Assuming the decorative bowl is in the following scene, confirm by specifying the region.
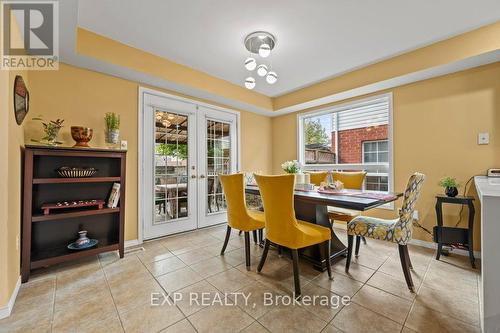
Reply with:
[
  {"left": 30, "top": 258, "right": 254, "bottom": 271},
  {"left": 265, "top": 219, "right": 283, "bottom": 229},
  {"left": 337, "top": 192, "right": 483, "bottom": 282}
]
[
  {"left": 56, "top": 166, "right": 98, "bottom": 178},
  {"left": 71, "top": 126, "right": 93, "bottom": 147}
]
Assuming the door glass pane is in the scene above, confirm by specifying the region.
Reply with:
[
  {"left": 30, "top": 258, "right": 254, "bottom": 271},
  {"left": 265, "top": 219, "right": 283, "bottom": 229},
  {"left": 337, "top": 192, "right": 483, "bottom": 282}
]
[
  {"left": 154, "top": 110, "right": 188, "bottom": 223},
  {"left": 207, "top": 119, "right": 231, "bottom": 214}
]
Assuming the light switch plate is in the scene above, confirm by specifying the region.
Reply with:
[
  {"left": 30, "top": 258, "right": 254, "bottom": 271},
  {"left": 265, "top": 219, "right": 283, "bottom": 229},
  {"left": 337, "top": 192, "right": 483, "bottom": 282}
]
[
  {"left": 120, "top": 140, "right": 128, "bottom": 150},
  {"left": 478, "top": 132, "right": 489, "bottom": 145}
]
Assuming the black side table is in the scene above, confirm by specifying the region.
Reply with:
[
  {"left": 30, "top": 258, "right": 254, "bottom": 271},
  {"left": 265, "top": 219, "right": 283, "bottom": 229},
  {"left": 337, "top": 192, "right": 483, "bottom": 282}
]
[{"left": 433, "top": 195, "right": 475, "bottom": 268}]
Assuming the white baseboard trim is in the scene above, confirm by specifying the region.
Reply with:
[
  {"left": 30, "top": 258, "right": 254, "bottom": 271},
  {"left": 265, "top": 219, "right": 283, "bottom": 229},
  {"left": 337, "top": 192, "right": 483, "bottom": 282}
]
[
  {"left": 0, "top": 276, "right": 21, "bottom": 319},
  {"left": 409, "top": 238, "right": 481, "bottom": 258},
  {"left": 125, "top": 239, "right": 142, "bottom": 248}
]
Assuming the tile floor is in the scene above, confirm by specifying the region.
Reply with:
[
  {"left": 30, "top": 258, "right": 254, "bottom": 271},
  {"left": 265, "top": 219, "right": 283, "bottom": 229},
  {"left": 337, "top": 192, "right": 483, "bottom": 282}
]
[{"left": 0, "top": 225, "right": 481, "bottom": 333}]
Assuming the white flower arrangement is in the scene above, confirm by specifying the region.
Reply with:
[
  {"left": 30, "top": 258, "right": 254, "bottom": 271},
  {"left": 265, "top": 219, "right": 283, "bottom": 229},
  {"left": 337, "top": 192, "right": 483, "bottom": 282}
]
[{"left": 281, "top": 160, "right": 301, "bottom": 174}]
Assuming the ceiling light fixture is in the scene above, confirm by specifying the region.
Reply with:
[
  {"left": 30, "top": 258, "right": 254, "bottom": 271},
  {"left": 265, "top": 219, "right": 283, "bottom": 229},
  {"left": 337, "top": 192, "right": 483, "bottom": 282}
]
[
  {"left": 244, "top": 57, "right": 256, "bottom": 71},
  {"left": 266, "top": 71, "right": 278, "bottom": 84},
  {"left": 242, "top": 31, "right": 278, "bottom": 89},
  {"left": 257, "top": 64, "right": 268, "bottom": 77},
  {"left": 244, "top": 77, "right": 256, "bottom": 90}
]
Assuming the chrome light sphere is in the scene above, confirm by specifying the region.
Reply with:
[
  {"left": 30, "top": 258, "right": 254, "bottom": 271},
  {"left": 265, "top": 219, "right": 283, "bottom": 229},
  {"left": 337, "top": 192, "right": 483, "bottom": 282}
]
[
  {"left": 244, "top": 77, "right": 256, "bottom": 89},
  {"left": 266, "top": 71, "right": 278, "bottom": 84},
  {"left": 244, "top": 57, "right": 256, "bottom": 71},
  {"left": 257, "top": 64, "right": 268, "bottom": 77}
]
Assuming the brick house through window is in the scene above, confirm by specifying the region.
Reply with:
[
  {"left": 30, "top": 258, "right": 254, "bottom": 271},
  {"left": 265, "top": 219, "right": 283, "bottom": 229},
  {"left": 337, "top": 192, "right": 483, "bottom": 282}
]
[{"left": 300, "top": 95, "right": 391, "bottom": 193}]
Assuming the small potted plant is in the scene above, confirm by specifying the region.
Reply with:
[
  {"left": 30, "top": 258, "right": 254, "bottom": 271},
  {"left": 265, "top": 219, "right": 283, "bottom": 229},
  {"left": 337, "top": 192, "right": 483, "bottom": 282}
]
[
  {"left": 438, "top": 176, "right": 460, "bottom": 197},
  {"left": 281, "top": 160, "right": 301, "bottom": 174},
  {"left": 31, "top": 116, "right": 64, "bottom": 146},
  {"left": 104, "top": 112, "right": 120, "bottom": 144}
]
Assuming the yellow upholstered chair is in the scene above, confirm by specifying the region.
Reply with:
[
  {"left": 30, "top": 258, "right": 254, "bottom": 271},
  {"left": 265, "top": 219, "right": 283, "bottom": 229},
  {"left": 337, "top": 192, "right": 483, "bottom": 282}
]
[
  {"left": 346, "top": 172, "right": 425, "bottom": 292},
  {"left": 328, "top": 171, "right": 367, "bottom": 248},
  {"left": 305, "top": 171, "right": 330, "bottom": 186},
  {"left": 219, "top": 173, "right": 265, "bottom": 270},
  {"left": 254, "top": 174, "right": 332, "bottom": 297}
]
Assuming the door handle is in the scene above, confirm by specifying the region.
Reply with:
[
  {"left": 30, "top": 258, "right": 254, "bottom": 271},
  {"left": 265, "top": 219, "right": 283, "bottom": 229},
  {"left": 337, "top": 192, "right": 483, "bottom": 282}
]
[
  {"left": 199, "top": 175, "right": 206, "bottom": 179},
  {"left": 191, "top": 175, "right": 197, "bottom": 179}
]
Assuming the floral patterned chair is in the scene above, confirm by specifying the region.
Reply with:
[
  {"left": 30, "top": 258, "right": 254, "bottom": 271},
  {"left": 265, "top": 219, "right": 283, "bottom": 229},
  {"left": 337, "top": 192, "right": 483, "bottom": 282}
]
[{"left": 345, "top": 172, "right": 426, "bottom": 292}]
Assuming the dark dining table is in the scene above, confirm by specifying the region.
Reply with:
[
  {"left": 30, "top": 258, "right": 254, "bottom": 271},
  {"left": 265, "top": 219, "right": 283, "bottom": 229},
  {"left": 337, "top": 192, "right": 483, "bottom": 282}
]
[{"left": 245, "top": 185, "right": 403, "bottom": 271}]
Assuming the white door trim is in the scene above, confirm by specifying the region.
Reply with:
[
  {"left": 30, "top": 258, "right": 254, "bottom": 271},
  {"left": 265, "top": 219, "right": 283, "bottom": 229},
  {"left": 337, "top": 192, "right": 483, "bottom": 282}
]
[{"left": 138, "top": 87, "right": 240, "bottom": 242}]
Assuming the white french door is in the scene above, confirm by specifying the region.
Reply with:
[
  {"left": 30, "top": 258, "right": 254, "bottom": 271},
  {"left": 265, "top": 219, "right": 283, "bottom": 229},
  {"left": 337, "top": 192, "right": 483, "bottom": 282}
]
[
  {"left": 140, "top": 89, "right": 239, "bottom": 240},
  {"left": 197, "top": 106, "right": 238, "bottom": 228}
]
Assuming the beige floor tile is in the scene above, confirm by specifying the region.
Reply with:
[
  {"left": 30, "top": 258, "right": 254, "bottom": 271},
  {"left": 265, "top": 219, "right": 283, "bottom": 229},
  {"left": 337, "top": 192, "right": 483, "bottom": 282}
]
[
  {"left": 56, "top": 256, "right": 102, "bottom": 276},
  {"left": 14, "top": 275, "right": 55, "bottom": 310},
  {"left": 156, "top": 266, "right": 204, "bottom": 294},
  {"left": 366, "top": 271, "right": 416, "bottom": 301},
  {"left": 378, "top": 256, "right": 425, "bottom": 285},
  {"left": 177, "top": 247, "right": 217, "bottom": 265},
  {"left": 202, "top": 242, "right": 237, "bottom": 256},
  {"left": 259, "top": 303, "right": 328, "bottom": 333},
  {"left": 102, "top": 255, "right": 151, "bottom": 284},
  {"left": 56, "top": 267, "right": 108, "bottom": 303},
  {"left": 189, "top": 256, "right": 233, "bottom": 278},
  {"left": 145, "top": 256, "right": 187, "bottom": 277},
  {"left": 0, "top": 303, "right": 53, "bottom": 333},
  {"left": 219, "top": 247, "right": 259, "bottom": 267},
  {"left": 119, "top": 301, "right": 184, "bottom": 333},
  {"left": 77, "top": 312, "right": 125, "bottom": 333},
  {"left": 136, "top": 245, "right": 174, "bottom": 264},
  {"left": 299, "top": 283, "right": 344, "bottom": 322},
  {"left": 333, "top": 260, "right": 376, "bottom": 283},
  {"left": 206, "top": 267, "right": 257, "bottom": 294},
  {"left": 332, "top": 303, "right": 402, "bottom": 333},
  {"left": 352, "top": 285, "right": 412, "bottom": 324},
  {"left": 53, "top": 288, "right": 118, "bottom": 333},
  {"left": 312, "top": 271, "right": 363, "bottom": 297},
  {"left": 321, "top": 324, "right": 344, "bottom": 333},
  {"left": 235, "top": 280, "right": 285, "bottom": 320},
  {"left": 109, "top": 274, "right": 166, "bottom": 315},
  {"left": 258, "top": 264, "right": 314, "bottom": 295},
  {"left": 347, "top": 250, "right": 389, "bottom": 270},
  {"left": 173, "top": 280, "right": 221, "bottom": 316},
  {"left": 401, "top": 327, "right": 418, "bottom": 333},
  {"left": 415, "top": 285, "right": 480, "bottom": 326},
  {"left": 240, "top": 321, "right": 269, "bottom": 333},
  {"left": 405, "top": 303, "right": 480, "bottom": 333},
  {"left": 188, "top": 304, "right": 254, "bottom": 333},
  {"left": 159, "top": 319, "right": 197, "bottom": 333},
  {"left": 98, "top": 251, "right": 122, "bottom": 267}
]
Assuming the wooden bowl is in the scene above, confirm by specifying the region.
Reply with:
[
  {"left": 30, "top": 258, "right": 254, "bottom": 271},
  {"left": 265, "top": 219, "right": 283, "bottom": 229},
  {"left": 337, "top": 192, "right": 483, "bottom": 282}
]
[{"left": 71, "top": 126, "right": 93, "bottom": 147}]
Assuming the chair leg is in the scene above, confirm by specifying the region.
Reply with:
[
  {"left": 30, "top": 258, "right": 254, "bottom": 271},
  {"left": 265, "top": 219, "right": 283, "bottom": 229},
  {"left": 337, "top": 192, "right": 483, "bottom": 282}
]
[
  {"left": 323, "top": 240, "right": 332, "bottom": 280},
  {"left": 398, "top": 244, "right": 415, "bottom": 292},
  {"left": 239, "top": 230, "right": 242, "bottom": 236},
  {"left": 346, "top": 235, "right": 354, "bottom": 273},
  {"left": 355, "top": 236, "right": 361, "bottom": 256},
  {"left": 252, "top": 230, "right": 258, "bottom": 244},
  {"left": 244, "top": 232, "right": 251, "bottom": 270},
  {"left": 278, "top": 246, "right": 282, "bottom": 256},
  {"left": 257, "top": 239, "right": 270, "bottom": 272},
  {"left": 362, "top": 236, "right": 367, "bottom": 244},
  {"left": 405, "top": 245, "right": 413, "bottom": 270},
  {"left": 291, "top": 249, "right": 301, "bottom": 298},
  {"left": 220, "top": 226, "right": 231, "bottom": 255},
  {"left": 258, "top": 229, "right": 263, "bottom": 245}
]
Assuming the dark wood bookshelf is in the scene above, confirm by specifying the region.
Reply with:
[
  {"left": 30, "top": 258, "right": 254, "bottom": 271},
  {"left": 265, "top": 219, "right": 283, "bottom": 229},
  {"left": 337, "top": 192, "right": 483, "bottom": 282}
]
[
  {"left": 33, "top": 177, "right": 121, "bottom": 184},
  {"left": 22, "top": 146, "right": 127, "bottom": 282},
  {"left": 32, "top": 207, "right": 120, "bottom": 222}
]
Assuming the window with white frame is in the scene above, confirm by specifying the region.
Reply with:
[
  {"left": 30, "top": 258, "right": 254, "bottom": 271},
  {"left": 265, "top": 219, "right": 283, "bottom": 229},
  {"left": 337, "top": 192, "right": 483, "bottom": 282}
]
[{"left": 298, "top": 94, "right": 392, "bottom": 194}]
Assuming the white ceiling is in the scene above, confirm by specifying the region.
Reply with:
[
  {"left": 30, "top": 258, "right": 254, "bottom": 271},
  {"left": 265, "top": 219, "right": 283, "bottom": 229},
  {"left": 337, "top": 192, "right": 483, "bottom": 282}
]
[{"left": 77, "top": 0, "right": 500, "bottom": 97}]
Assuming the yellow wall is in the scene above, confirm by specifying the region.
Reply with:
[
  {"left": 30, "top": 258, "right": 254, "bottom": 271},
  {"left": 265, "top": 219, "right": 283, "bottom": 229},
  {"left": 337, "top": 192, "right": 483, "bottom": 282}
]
[
  {"left": 272, "top": 62, "right": 500, "bottom": 250},
  {"left": 0, "top": 14, "right": 28, "bottom": 308},
  {"left": 0, "top": 68, "right": 9, "bottom": 306},
  {"left": 26, "top": 63, "right": 273, "bottom": 242},
  {"left": 77, "top": 28, "right": 273, "bottom": 111}
]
